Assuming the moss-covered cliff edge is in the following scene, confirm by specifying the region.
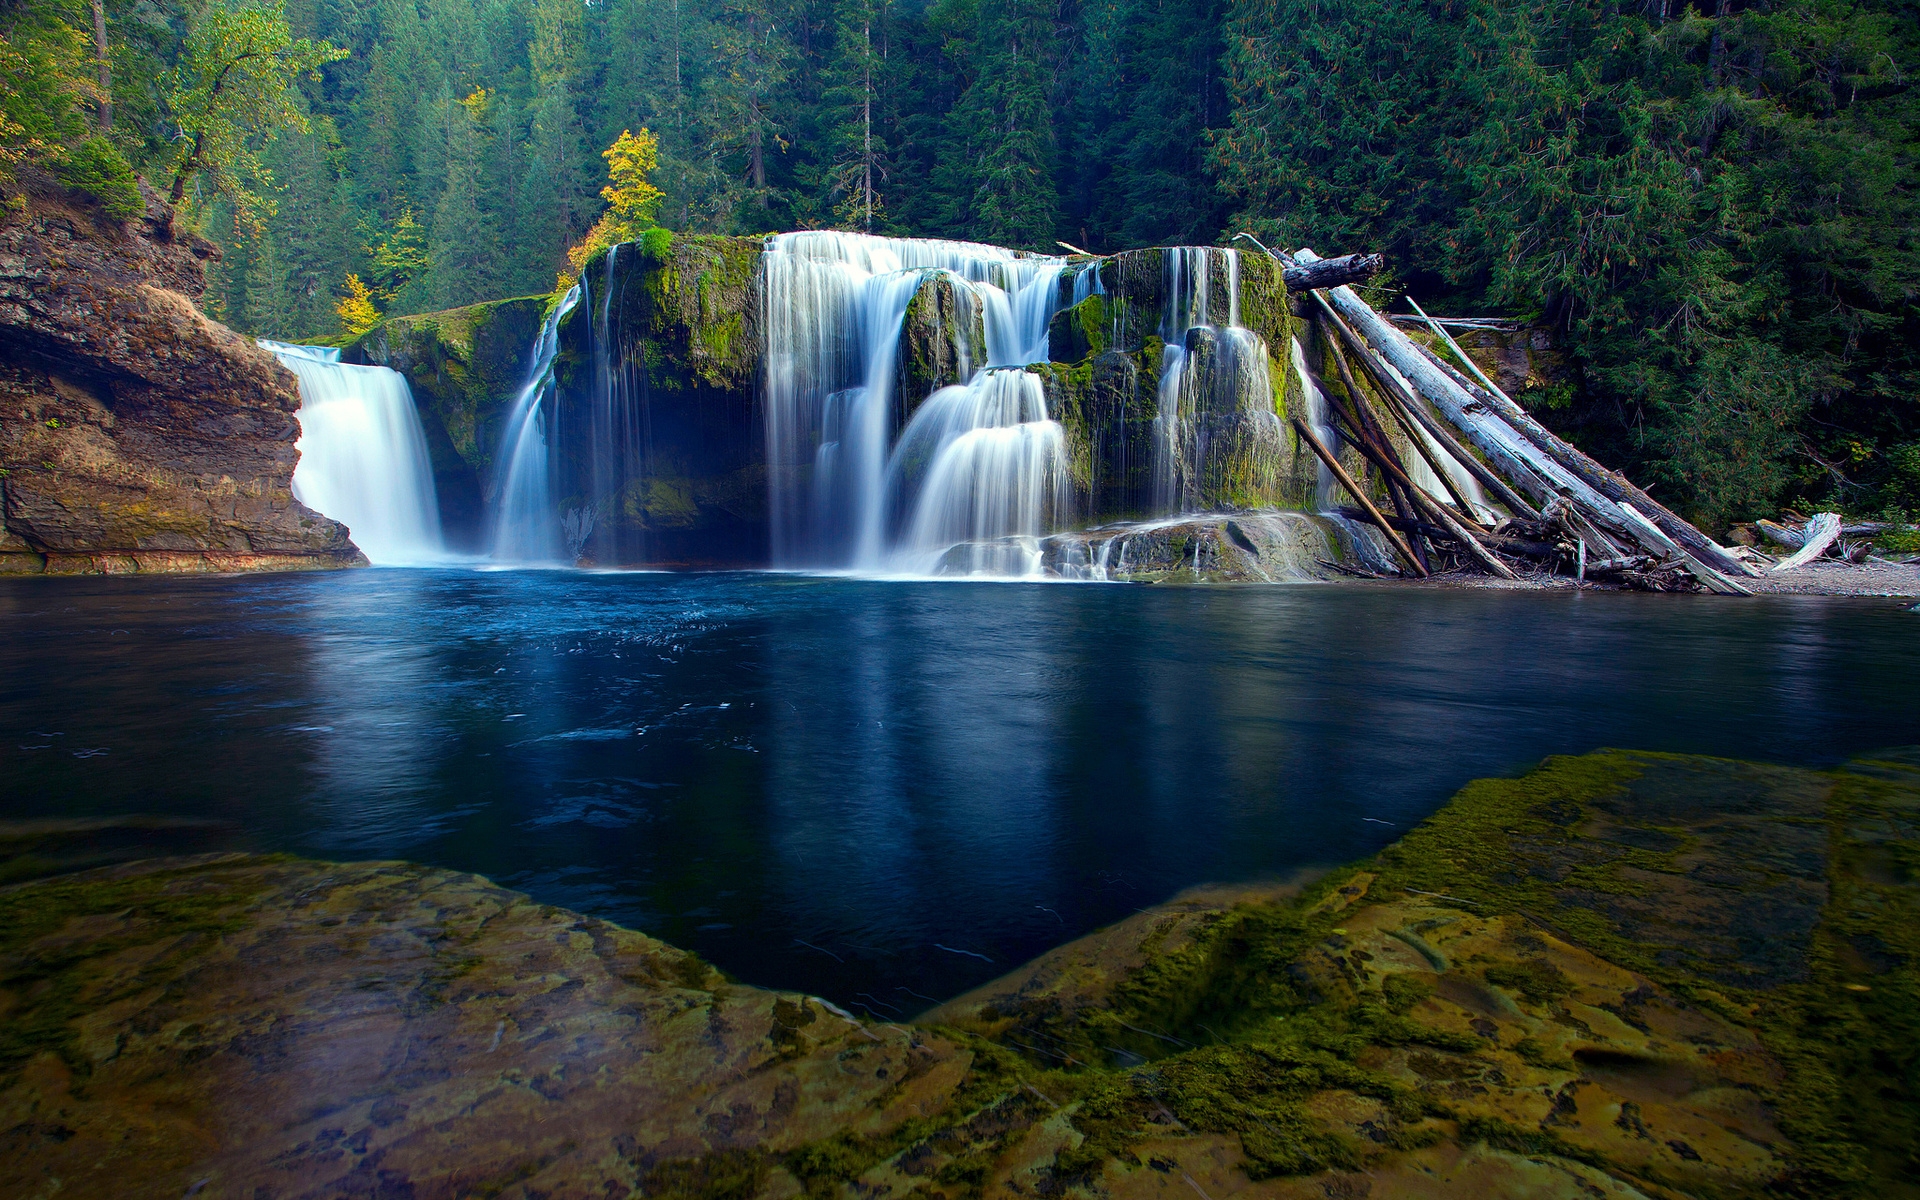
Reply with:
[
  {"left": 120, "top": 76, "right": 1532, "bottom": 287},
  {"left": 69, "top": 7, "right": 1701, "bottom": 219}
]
[{"left": 6, "top": 747, "right": 1913, "bottom": 1198}]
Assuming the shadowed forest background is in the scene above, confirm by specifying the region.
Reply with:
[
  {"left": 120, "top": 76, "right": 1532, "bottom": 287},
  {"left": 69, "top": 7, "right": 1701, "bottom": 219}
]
[{"left": 3, "top": 0, "right": 1917, "bottom": 529}]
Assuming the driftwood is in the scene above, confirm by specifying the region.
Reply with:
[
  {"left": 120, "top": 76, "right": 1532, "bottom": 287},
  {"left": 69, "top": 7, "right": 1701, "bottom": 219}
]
[
  {"left": 1772, "top": 513, "right": 1842, "bottom": 571},
  {"left": 1316, "top": 296, "right": 1543, "bottom": 521},
  {"left": 1291, "top": 417, "right": 1427, "bottom": 577},
  {"left": 1293, "top": 248, "right": 1755, "bottom": 596},
  {"left": 1282, "top": 252, "right": 1387, "bottom": 294},
  {"left": 1319, "top": 311, "right": 1485, "bottom": 521},
  {"left": 1406, "top": 302, "right": 1761, "bottom": 583},
  {"left": 1756, "top": 519, "right": 1805, "bottom": 550}
]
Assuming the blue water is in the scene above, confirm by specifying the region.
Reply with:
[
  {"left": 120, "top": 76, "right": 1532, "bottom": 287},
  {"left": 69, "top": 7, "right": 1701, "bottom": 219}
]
[{"left": 2, "top": 570, "right": 1916, "bottom": 1010}]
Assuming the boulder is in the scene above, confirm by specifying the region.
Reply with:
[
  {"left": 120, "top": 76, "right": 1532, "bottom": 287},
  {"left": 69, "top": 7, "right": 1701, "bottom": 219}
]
[{"left": 896, "top": 271, "right": 985, "bottom": 415}]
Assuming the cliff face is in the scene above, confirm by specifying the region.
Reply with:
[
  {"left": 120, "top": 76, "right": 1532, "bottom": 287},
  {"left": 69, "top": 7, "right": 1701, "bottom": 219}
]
[
  {"left": 551, "top": 234, "right": 767, "bottom": 568},
  {"left": 348, "top": 238, "right": 1308, "bottom": 571},
  {"left": 0, "top": 176, "right": 362, "bottom": 575}
]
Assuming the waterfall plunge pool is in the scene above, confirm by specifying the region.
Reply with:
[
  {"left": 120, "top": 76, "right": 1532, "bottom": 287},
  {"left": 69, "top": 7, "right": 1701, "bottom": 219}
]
[{"left": 3, "top": 569, "right": 1915, "bottom": 1010}]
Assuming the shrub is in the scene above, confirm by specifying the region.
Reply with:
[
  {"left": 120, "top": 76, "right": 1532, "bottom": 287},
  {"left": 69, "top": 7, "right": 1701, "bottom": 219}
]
[{"left": 55, "top": 137, "right": 142, "bottom": 220}]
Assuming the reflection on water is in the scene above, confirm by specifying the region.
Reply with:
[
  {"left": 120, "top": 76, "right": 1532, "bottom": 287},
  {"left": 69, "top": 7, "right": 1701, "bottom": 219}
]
[{"left": 2, "top": 570, "right": 1917, "bottom": 1006}]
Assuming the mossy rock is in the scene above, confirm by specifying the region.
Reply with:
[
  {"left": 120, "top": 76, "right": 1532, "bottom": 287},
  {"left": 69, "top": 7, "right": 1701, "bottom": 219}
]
[
  {"left": 543, "top": 236, "right": 768, "bottom": 565},
  {"left": 898, "top": 272, "right": 986, "bottom": 415}
]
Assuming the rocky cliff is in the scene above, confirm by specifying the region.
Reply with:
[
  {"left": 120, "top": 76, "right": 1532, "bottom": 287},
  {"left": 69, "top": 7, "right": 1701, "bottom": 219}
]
[
  {"left": 348, "top": 237, "right": 1314, "bottom": 571},
  {"left": 0, "top": 173, "right": 362, "bottom": 574}
]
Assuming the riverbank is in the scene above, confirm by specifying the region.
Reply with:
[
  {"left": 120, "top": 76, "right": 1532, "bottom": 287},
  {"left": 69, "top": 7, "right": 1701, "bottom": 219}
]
[{"left": 4, "top": 748, "right": 1914, "bottom": 1199}]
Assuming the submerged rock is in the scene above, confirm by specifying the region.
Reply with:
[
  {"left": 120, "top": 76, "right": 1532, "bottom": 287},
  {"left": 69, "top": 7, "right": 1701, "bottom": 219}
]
[
  {"left": 0, "top": 173, "right": 362, "bottom": 574},
  {"left": 4, "top": 749, "right": 1915, "bottom": 1196}
]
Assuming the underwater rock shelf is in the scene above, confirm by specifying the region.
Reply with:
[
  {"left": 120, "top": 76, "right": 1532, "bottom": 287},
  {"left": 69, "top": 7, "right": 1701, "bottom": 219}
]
[{"left": 4, "top": 748, "right": 1915, "bottom": 1198}]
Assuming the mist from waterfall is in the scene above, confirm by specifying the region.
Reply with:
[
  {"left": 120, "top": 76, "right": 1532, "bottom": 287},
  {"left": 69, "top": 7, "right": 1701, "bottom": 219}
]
[
  {"left": 263, "top": 341, "right": 445, "bottom": 566},
  {"left": 760, "top": 231, "right": 1067, "bottom": 573}
]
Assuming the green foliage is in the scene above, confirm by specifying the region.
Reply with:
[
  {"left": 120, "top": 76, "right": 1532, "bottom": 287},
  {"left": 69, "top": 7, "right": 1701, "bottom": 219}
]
[
  {"left": 164, "top": 0, "right": 346, "bottom": 232},
  {"left": 0, "top": 1, "right": 96, "bottom": 169},
  {"left": 54, "top": 133, "right": 139, "bottom": 216},
  {"left": 1216, "top": 0, "right": 1920, "bottom": 528}
]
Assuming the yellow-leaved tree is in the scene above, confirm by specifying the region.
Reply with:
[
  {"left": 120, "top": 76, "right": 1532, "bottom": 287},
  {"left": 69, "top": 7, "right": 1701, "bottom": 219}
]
[
  {"left": 335, "top": 273, "right": 380, "bottom": 337},
  {"left": 560, "top": 128, "right": 664, "bottom": 290}
]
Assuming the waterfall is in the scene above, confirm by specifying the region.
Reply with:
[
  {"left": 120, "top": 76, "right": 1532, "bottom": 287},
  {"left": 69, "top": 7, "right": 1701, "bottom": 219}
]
[
  {"left": 1150, "top": 247, "right": 1263, "bottom": 517},
  {"left": 490, "top": 287, "right": 581, "bottom": 563},
  {"left": 760, "top": 231, "right": 1067, "bottom": 573},
  {"left": 887, "top": 369, "right": 1069, "bottom": 575},
  {"left": 262, "top": 341, "right": 444, "bottom": 566}
]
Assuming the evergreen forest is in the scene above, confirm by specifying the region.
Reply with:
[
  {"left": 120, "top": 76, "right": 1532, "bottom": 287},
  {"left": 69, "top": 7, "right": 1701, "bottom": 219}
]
[{"left": 3, "top": 0, "right": 1916, "bottom": 528}]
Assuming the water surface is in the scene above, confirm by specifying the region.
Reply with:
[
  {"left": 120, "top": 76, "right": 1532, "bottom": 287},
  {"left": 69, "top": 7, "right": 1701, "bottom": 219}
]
[{"left": 3, "top": 570, "right": 1915, "bottom": 1010}]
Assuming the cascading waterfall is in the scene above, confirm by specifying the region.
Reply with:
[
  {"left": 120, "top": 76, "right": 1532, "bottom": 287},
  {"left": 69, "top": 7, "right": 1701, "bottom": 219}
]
[
  {"left": 1150, "top": 247, "right": 1273, "bottom": 516},
  {"left": 262, "top": 341, "right": 444, "bottom": 565},
  {"left": 490, "top": 287, "right": 580, "bottom": 563},
  {"left": 888, "top": 369, "right": 1069, "bottom": 575},
  {"left": 760, "top": 231, "right": 1067, "bottom": 573}
]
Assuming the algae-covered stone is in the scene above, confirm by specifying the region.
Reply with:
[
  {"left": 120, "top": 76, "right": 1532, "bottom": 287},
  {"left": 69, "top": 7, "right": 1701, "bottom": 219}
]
[{"left": 6, "top": 750, "right": 1915, "bottom": 1197}]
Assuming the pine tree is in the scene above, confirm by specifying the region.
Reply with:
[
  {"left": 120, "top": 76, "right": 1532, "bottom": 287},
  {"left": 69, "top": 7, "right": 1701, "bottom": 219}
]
[
  {"left": 940, "top": 0, "right": 1059, "bottom": 248},
  {"left": 710, "top": 0, "right": 795, "bottom": 222},
  {"left": 815, "top": 0, "right": 893, "bottom": 231},
  {"left": 428, "top": 86, "right": 500, "bottom": 307}
]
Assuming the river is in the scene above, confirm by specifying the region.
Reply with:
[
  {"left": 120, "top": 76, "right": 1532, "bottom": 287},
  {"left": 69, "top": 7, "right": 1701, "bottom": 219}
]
[{"left": 3, "top": 569, "right": 1915, "bottom": 1008}]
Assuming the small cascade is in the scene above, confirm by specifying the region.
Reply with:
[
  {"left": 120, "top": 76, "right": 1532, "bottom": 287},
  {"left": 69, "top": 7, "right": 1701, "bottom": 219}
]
[
  {"left": 490, "top": 287, "right": 580, "bottom": 563},
  {"left": 760, "top": 231, "right": 1067, "bottom": 572},
  {"left": 887, "top": 369, "right": 1070, "bottom": 575},
  {"left": 581, "top": 247, "right": 652, "bottom": 564},
  {"left": 1149, "top": 247, "right": 1278, "bottom": 517},
  {"left": 262, "top": 340, "right": 444, "bottom": 566}
]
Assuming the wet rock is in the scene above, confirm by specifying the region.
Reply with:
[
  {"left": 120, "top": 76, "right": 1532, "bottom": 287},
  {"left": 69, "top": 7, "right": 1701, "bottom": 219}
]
[
  {"left": 0, "top": 855, "right": 967, "bottom": 1199},
  {"left": 898, "top": 272, "right": 985, "bottom": 414},
  {"left": 0, "top": 172, "right": 362, "bottom": 574}
]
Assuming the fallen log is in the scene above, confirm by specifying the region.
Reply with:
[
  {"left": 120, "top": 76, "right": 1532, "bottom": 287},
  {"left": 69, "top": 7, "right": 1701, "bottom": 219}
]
[
  {"left": 1772, "top": 513, "right": 1842, "bottom": 571},
  {"left": 1615, "top": 503, "right": 1753, "bottom": 595},
  {"left": 1293, "top": 248, "right": 1752, "bottom": 595},
  {"left": 1318, "top": 314, "right": 1481, "bottom": 522},
  {"left": 1308, "top": 324, "right": 1434, "bottom": 568},
  {"left": 1756, "top": 519, "right": 1805, "bottom": 550},
  {"left": 1343, "top": 507, "right": 1561, "bottom": 560},
  {"left": 1405, "top": 299, "right": 1760, "bottom": 582},
  {"left": 1291, "top": 417, "right": 1427, "bottom": 577},
  {"left": 1282, "top": 252, "right": 1387, "bottom": 294},
  {"left": 1314, "top": 299, "right": 1540, "bottom": 521}
]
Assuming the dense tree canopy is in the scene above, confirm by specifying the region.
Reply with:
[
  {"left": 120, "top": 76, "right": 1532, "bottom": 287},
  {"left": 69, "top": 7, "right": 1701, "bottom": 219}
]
[{"left": 1, "top": 0, "right": 1914, "bottom": 525}]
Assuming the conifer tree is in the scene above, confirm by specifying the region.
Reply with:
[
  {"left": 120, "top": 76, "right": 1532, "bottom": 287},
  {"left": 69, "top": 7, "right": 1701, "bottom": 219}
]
[
  {"left": 820, "top": 0, "right": 890, "bottom": 231},
  {"left": 428, "top": 86, "right": 500, "bottom": 307},
  {"left": 710, "top": 0, "right": 794, "bottom": 220}
]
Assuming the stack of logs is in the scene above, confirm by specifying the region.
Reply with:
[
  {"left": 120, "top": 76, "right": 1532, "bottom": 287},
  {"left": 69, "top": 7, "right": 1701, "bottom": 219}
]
[{"left": 1244, "top": 237, "right": 1766, "bottom": 595}]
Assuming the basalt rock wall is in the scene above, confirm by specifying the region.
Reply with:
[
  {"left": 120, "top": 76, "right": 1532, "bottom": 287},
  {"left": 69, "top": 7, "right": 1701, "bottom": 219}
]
[
  {"left": 1039, "top": 248, "right": 1314, "bottom": 521},
  {"left": 549, "top": 234, "right": 767, "bottom": 567},
  {"left": 0, "top": 174, "right": 362, "bottom": 575},
  {"left": 353, "top": 239, "right": 1314, "bottom": 569}
]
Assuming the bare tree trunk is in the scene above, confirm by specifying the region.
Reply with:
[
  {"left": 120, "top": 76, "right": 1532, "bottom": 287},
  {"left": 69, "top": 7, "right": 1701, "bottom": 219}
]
[{"left": 91, "top": 0, "right": 112, "bottom": 131}]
